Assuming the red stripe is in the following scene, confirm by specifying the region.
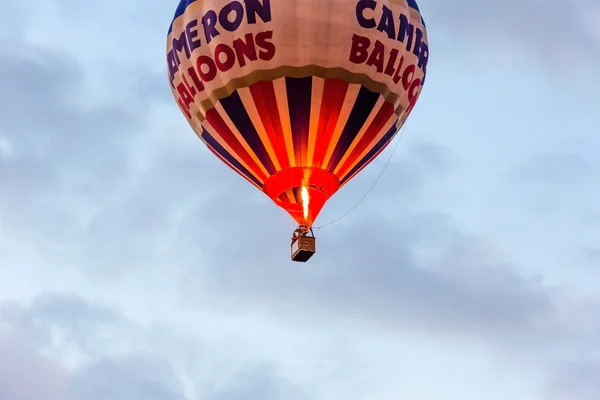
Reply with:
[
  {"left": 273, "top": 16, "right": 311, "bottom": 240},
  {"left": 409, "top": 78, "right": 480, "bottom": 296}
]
[
  {"left": 249, "top": 81, "right": 290, "bottom": 170},
  {"left": 204, "top": 108, "right": 268, "bottom": 182},
  {"left": 336, "top": 102, "right": 395, "bottom": 179},
  {"left": 311, "top": 79, "right": 349, "bottom": 168},
  {"left": 340, "top": 136, "right": 393, "bottom": 186}
]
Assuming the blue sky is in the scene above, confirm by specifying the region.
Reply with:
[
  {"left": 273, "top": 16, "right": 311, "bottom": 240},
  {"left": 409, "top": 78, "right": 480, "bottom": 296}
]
[{"left": 1, "top": 0, "right": 599, "bottom": 399}]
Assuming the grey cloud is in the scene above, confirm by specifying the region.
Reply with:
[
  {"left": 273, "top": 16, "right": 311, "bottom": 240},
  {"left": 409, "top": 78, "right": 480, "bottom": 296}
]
[
  {"left": 207, "top": 365, "right": 308, "bottom": 400},
  {"left": 505, "top": 152, "right": 599, "bottom": 223},
  {"left": 130, "top": 70, "right": 174, "bottom": 103},
  {"left": 577, "top": 247, "right": 600, "bottom": 268},
  {"left": 1, "top": 294, "right": 312, "bottom": 400},
  {"left": 545, "top": 359, "right": 600, "bottom": 400},
  {"left": 0, "top": 37, "right": 213, "bottom": 280},
  {"left": 22, "top": 294, "right": 134, "bottom": 355},
  {"left": 0, "top": 39, "right": 150, "bottom": 250},
  {"left": 192, "top": 200, "right": 556, "bottom": 341},
  {"left": 419, "top": 0, "right": 600, "bottom": 71},
  {"left": 71, "top": 355, "right": 189, "bottom": 400},
  {"left": 0, "top": 3, "right": 27, "bottom": 35},
  {"left": 511, "top": 152, "right": 595, "bottom": 188},
  {"left": 0, "top": 329, "right": 68, "bottom": 400},
  {"left": 0, "top": 299, "right": 189, "bottom": 400}
]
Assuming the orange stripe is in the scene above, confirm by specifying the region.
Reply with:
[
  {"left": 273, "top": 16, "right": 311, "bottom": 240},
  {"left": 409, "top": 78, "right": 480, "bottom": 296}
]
[
  {"left": 336, "top": 102, "right": 396, "bottom": 179},
  {"left": 333, "top": 96, "right": 386, "bottom": 175},
  {"left": 311, "top": 79, "right": 349, "bottom": 168},
  {"left": 340, "top": 136, "right": 393, "bottom": 188},
  {"left": 238, "top": 87, "right": 282, "bottom": 171},
  {"left": 273, "top": 78, "right": 296, "bottom": 167},
  {"left": 249, "top": 81, "right": 290, "bottom": 170},
  {"left": 320, "top": 84, "right": 361, "bottom": 170},
  {"left": 306, "top": 77, "right": 324, "bottom": 167}
]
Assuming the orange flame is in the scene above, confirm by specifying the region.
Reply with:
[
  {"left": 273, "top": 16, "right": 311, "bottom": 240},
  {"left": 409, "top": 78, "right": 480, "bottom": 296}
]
[{"left": 301, "top": 186, "right": 309, "bottom": 221}]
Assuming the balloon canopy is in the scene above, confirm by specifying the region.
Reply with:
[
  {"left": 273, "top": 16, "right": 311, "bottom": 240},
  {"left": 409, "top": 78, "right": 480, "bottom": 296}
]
[{"left": 167, "top": 0, "right": 429, "bottom": 227}]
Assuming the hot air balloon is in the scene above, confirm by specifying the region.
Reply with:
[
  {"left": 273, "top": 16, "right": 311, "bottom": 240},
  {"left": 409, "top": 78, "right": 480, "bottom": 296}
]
[{"left": 166, "top": 0, "right": 429, "bottom": 261}]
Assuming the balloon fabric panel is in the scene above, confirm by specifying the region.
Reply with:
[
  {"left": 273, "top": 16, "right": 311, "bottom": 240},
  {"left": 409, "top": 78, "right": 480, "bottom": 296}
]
[{"left": 197, "top": 77, "right": 400, "bottom": 225}]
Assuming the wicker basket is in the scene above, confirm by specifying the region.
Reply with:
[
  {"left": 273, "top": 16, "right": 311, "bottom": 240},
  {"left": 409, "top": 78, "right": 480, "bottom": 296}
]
[{"left": 291, "top": 236, "right": 316, "bottom": 262}]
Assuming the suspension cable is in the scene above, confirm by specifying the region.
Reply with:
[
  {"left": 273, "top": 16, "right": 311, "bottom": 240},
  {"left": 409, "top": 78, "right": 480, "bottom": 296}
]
[{"left": 314, "top": 121, "right": 410, "bottom": 230}]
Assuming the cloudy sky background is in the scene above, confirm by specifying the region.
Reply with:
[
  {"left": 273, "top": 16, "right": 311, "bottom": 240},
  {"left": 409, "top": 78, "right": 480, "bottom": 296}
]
[{"left": 1, "top": 0, "right": 599, "bottom": 399}]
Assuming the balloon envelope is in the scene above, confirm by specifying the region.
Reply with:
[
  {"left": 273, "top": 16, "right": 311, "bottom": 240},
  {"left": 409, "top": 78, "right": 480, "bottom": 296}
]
[{"left": 167, "top": 0, "right": 429, "bottom": 226}]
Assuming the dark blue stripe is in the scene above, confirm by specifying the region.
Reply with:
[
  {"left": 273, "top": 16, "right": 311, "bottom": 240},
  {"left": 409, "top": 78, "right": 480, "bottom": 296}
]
[
  {"left": 340, "top": 120, "right": 398, "bottom": 185},
  {"left": 292, "top": 187, "right": 302, "bottom": 203},
  {"left": 168, "top": 0, "right": 196, "bottom": 34},
  {"left": 285, "top": 76, "right": 312, "bottom": 167},
  {"left": 201, "top": 127, "right": 263, "bottom": 188},
  {"left": 406, "top": 0, "right": 420, "bottom": 11},
  {"left": 326, "top": 86, "right": 379, "bottom": 172},
  {"left": 219, "top": 91, "right": 277, "bottom": 175}
]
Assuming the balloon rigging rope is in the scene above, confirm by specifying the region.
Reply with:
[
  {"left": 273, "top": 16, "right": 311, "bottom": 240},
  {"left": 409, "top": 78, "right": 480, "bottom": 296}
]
[{"left": 314, "top": 120, "right": 410, "bottom": 230}]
